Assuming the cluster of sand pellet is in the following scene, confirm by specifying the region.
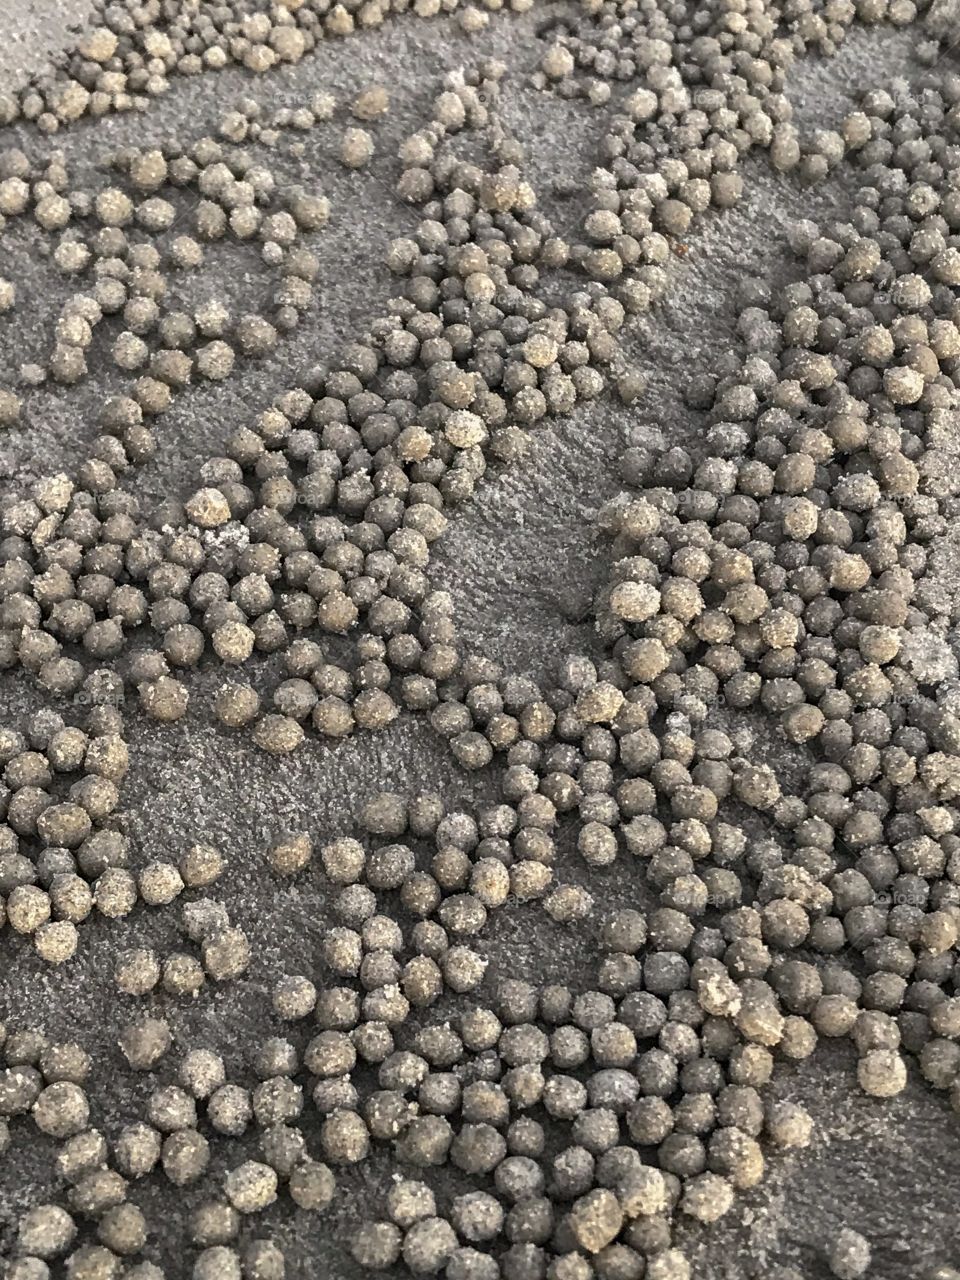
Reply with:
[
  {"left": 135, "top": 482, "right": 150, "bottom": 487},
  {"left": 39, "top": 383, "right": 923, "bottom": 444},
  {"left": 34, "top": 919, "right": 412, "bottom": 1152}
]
[{"left": 1, "top": 1, "right": 959, "bottom": 1278}]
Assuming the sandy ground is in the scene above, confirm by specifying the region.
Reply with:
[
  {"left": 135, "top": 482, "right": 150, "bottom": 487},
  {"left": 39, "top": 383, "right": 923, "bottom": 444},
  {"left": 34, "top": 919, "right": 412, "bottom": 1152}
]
[{"left": 0, "top": 5, "right": 958, "bottom": 1278}]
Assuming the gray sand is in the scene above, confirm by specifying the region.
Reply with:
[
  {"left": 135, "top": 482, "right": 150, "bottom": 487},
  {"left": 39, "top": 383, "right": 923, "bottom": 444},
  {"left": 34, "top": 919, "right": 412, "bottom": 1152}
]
[{"left": 0, "top": 5, "right": 958, "bottom": 1279}]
